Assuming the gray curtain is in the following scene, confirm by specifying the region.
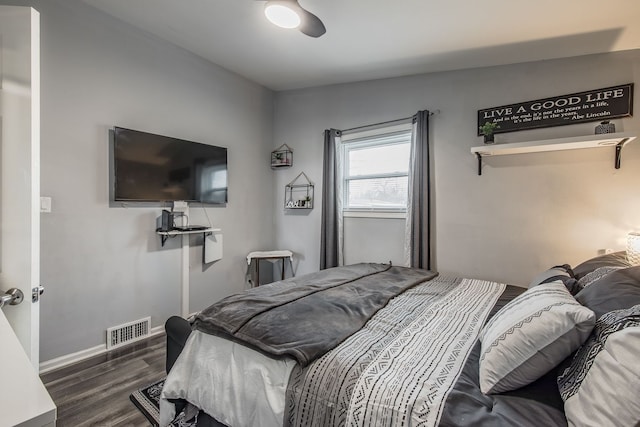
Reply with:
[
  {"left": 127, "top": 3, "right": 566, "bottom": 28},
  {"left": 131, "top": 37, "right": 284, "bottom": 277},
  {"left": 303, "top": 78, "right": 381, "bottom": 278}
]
[
  {"left": 320, "top": 128, "right": 342, "bottom": 269},
  {"left": 407, "top": 110, "right": 431, "bottom": 269}
]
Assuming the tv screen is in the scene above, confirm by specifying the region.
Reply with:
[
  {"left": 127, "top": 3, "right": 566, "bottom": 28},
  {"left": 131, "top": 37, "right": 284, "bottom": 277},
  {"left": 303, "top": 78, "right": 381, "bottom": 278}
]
[{"left": 112, "top": 127, "right": 227, "bottom": 204}]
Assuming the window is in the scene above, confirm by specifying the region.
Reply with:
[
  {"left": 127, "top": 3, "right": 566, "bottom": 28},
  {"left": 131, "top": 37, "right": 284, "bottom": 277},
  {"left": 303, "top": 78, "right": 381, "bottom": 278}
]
[{"left": 342, "top": 127, "right": 412, "bottom": 213}]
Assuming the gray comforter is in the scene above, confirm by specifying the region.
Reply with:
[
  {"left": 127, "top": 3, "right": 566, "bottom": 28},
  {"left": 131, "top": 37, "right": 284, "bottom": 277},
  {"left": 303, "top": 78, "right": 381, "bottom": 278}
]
[{"left": 193, "top": 263, "right": 437, "bottom": 366}]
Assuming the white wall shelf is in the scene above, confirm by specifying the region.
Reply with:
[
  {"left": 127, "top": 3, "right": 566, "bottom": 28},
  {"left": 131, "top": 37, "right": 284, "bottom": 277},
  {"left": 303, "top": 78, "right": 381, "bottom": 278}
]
[
  {"left": 157, "top": 227, "right": 221, "bottom": 246},
  {"left": 470, "top": 132, "right": 637, "bottom": 175}
]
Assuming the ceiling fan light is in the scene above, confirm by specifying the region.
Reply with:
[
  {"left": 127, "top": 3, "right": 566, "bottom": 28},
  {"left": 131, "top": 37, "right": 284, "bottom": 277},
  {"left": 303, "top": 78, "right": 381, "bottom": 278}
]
[{"left": 264, "top": 3, "right": 301, "bottom": 29}]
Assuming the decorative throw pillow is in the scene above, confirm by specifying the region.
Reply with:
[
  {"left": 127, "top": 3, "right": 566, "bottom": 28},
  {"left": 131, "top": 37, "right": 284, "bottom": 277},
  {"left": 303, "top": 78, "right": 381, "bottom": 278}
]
[
  {"left": 572, "top": 251, "right": 630, "bottom": 280},
  {"left": 478, "top": 282, "right": 596, "bottom": 394},
  {"left": 557, "top": 305, "right": 640, "bottom": 426},
  {"left": 575, "top": 266, "right": 640, "bottom": 319},
  {"left": 576, "top": 266, "right": 624, "bottom": 290}
]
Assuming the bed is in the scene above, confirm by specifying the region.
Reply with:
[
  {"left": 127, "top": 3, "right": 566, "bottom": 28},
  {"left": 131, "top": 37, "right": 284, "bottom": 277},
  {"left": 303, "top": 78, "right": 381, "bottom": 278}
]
[{"left": 159, "top": 254, "right": 640, "bottom": 426}]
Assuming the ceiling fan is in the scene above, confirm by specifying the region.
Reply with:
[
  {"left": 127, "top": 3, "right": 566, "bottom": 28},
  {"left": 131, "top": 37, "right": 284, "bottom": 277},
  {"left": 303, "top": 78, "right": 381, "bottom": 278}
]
[{"left": 259, "top": 0, "right": 326, "bottom": 38}]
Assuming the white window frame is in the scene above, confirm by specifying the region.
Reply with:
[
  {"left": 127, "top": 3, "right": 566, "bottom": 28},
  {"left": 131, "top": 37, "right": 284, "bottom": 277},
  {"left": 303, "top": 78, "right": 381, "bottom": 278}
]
[{"left": 341, "top": 123, "right": 412, "bottom": 218}]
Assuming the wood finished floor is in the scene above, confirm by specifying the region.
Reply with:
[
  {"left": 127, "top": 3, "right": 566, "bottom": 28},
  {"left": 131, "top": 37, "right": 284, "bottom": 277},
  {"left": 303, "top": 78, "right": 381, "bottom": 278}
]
[{"left": 40, "top": 333, "right": 166, "bottom": 427}]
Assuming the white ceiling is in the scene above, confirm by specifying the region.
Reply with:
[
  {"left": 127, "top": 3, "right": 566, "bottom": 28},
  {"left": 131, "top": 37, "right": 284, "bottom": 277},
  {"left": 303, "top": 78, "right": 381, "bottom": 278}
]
[{"left": 82, "top": 0, "right": 640, "bottom": 91}]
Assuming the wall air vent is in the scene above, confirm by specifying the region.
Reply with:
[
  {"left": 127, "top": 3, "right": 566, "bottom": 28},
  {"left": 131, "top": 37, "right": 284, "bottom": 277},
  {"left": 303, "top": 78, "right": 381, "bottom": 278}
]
[{"left": 106, "top": 317, "right": 151, "bottom": 350}]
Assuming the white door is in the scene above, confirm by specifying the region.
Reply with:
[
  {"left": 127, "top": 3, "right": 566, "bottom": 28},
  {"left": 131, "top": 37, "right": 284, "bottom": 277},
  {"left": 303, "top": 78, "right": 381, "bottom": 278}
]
[
  {"left": 0, "top": 6, "right": 56, "bottom": 426},
  {"left": 0, "top": 4, "right": 41, "bottom": 368}
]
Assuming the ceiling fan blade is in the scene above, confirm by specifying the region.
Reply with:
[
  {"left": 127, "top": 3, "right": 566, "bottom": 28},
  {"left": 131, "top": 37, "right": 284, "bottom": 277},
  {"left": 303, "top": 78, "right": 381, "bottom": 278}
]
[{"left": 298, "top": 8, "right": 326, "bottom": 38}]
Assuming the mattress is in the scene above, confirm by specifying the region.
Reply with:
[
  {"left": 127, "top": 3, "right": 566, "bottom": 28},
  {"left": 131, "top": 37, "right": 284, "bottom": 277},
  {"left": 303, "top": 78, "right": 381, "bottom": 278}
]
[{"left": 160, "top": 331, "right": 296, "bottom": 426}]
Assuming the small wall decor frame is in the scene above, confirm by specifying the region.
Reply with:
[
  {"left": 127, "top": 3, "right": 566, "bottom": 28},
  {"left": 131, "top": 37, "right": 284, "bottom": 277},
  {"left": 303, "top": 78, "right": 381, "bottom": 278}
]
[
  {"left": 285, "top": 172, "right": 314, "bottom": 210},
  {"left": 271, "top": 144, "right": 293, "bottom": 168}
]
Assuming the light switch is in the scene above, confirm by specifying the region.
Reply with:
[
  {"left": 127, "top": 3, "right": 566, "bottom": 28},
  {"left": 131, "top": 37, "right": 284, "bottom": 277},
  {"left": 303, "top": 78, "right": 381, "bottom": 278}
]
[{"left": 40, "top": 196, "right": 52, "bottom": 213}]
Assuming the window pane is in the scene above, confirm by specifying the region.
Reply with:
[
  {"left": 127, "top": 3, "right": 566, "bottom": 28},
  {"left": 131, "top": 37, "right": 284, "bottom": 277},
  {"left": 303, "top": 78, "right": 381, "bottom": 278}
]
[
  {"left": 347, "top": 176, "right": 408, "bottom": 209},
  {"left": 348, "top": 143, "right": 410, "bottom": 177}
]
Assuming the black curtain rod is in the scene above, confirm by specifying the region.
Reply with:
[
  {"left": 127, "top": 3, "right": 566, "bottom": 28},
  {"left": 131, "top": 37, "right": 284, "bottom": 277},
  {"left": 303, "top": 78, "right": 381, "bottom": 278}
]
[{"left": 340, "top": 110, "right": 439, "bottom": 134}]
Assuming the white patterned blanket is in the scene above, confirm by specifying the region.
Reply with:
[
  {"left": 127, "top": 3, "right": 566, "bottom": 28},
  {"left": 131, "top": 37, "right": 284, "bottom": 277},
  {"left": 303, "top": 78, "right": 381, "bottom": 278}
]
[{"left": 284, "top": 276, "right": 506, "bottom": 427}]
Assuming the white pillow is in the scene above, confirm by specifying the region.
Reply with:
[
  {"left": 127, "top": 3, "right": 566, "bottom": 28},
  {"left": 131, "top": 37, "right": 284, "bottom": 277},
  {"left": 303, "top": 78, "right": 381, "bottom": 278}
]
[
  {"left": 558, "top": 305, "right": 640, "bottom": 427},
  {"left": 478, "top": 281, "right": 595, "bottom": 394}
]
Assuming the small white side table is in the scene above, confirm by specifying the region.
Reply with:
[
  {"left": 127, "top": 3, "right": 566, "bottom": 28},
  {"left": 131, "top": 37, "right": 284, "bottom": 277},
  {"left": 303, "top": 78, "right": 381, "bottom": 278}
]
[{"left": 246, "top": 250, "right": 294, "bottom": 286}]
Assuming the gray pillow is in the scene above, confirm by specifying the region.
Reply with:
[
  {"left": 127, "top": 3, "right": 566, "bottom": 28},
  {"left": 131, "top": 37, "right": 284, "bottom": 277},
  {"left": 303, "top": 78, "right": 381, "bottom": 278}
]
[
  {"left": 575, "top": 266, "right": 640, "bottom": 319},
  {"left": 528, "top": 265, "right": 580, "bottom": 295},
  {"left": 527, "top": 266, "right": 572, "bottom": 289},
  {"left": 478, "top": 282, "right": 595, "bottom": 394},
  {"left": 576, "top": 266, "right": 624, "bottom": 290},
  {"left": 572, "top": 251, "right": 630, "bottom": 280}
]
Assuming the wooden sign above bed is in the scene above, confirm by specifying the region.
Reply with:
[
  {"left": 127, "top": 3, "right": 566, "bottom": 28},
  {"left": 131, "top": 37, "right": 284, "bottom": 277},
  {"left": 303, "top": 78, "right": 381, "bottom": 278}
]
[{"left": 477, "top": 83, "right": 634, "bottom": 135}]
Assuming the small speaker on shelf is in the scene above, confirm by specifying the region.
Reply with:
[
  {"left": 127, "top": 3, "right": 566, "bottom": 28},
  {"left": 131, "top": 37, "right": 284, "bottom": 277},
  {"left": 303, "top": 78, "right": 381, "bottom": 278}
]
[{"left": 160, "top": 209, "right": 174, "bottom": 232}]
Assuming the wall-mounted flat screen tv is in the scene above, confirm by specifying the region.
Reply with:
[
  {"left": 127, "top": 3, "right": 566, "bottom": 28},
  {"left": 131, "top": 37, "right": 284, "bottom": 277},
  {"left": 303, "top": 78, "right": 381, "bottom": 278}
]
[{"left": 112, "top": 127, "right": 227, "bottom": 204}]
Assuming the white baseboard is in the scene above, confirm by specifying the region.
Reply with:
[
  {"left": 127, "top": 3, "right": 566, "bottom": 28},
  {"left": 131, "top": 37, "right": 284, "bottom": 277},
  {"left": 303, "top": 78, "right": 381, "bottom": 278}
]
[{"left": 39, "top": 325, "right": 164, "bottom": 374}]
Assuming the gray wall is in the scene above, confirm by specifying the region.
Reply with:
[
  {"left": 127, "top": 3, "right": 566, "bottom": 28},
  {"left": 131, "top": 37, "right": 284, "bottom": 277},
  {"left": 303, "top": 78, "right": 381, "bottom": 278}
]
[
  {"left": 273, "top": 50, "right": 640, "bottom": 285},
  {"left": 5, "top": 0, "right": 640, "bottom": 364},
  {"left": 1, "top": 0, "right": 275, "bottom": 362}
]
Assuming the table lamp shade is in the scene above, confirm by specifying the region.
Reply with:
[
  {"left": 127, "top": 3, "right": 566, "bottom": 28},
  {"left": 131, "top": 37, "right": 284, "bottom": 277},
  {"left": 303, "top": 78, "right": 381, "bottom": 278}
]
[{"left": 626, "top": 232, "right": 640, "bottom": 265}]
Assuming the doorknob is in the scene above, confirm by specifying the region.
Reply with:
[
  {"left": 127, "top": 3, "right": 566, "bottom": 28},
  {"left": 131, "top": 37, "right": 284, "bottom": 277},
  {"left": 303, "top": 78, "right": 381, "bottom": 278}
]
[{"left": 0, "top": 288, "right": 24, "bottom": 308}]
